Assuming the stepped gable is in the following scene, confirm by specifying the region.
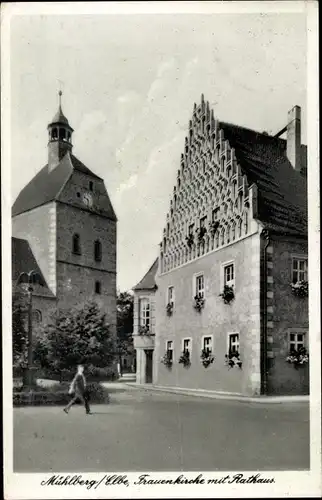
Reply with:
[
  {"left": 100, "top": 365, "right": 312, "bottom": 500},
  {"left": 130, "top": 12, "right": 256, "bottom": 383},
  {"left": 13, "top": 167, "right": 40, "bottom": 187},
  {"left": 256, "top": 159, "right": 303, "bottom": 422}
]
[
  {"left": 159, "top": 95, "right": 307, "bottom": 274},
  {"left": 12, "top": 237, "right": 54, "bottom": 297},
  {"left": 12, "top": 152, "right": 116, "bottom": 221},
  {"left": 133, "top": 258, "right": 158, "bottom": 291}
]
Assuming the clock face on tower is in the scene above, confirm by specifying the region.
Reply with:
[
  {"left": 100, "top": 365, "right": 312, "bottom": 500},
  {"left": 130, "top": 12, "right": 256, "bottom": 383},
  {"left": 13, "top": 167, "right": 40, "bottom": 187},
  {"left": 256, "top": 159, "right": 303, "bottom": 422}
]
[{"left": 82, "top": 192, "right": 93, "bottom": 208}]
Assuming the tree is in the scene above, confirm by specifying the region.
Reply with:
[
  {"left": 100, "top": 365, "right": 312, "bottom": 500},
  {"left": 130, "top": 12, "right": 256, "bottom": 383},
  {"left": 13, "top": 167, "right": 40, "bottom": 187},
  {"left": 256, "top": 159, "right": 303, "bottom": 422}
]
[
  {"left": 12, "top": 294, "right": 28, "bottom": 368},
  {"left": 34, "top": 301, "right": 115, "bottom": 378},
  {"left": 116, "top": 291, "right": 134, "bottom": 374}
]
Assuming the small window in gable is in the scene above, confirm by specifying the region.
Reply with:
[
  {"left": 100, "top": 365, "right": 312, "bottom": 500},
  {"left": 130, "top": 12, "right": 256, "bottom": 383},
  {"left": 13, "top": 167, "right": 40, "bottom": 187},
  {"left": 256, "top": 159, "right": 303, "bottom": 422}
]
[
  {"left": 95, "top": 281, "right": 101, "bottom": 294},
  {"left": 89, "top": 181, "right": 94, "bottom": 191},
  {"left": 228, "top": 333, "right": 240, "bottom": 354},
  {"left": 202, "top": 336, "right": 213, "bottom": 354}
]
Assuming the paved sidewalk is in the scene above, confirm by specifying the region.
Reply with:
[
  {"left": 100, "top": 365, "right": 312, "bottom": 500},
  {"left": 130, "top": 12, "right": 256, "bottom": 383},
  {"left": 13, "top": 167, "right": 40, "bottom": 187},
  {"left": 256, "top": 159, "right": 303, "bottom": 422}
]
[{"left": 126, "top": 382, "right": 309, "bottom": 404}]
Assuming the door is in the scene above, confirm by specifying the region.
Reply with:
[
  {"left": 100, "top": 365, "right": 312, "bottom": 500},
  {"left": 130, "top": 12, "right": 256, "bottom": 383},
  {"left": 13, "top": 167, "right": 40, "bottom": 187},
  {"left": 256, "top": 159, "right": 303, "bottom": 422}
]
[{"left": 145, "top": 350, "right": 153, "bottom": 384}]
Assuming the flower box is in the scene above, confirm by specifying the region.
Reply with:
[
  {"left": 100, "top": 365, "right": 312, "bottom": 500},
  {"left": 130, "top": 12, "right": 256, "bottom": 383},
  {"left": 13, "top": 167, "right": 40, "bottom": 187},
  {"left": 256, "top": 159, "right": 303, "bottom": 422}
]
[
  {"left": 291, "top": 281, "right": 308, "bottom": 298},
  {"left": 178, "top": 350, "right": 191, "bottom": 367},
  {"left": 161, "top": 351, "right": 173, "bottom": 368},
  {"left": 219, "top": 285, "right": 235, "bottom": 304},
  {"left": 166, "top": 303, "right": 174, "bottom": 316},
  {"left": 138, "top": 325, "right": 150, "bottom": 335},
  {"left": 225, "top": 351, "right": 242, "bottom": 369},
  {"left": 286, "top": 347, "right": 309, "bottom": 368},
  {"left": 193, "top": 294, "right": 205, "bottom": 311},
  {"left": 200, "top": 349, "right": 214, "bottom": 368}
]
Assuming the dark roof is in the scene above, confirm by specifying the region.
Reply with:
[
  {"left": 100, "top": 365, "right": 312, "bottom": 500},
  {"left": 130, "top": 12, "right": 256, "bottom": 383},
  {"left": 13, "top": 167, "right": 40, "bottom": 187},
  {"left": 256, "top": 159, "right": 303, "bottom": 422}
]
[
  {"left": 133, "top": 258, "right": 158, "bottom": 290},
  {"left": 219, "top": 122, "right": 307, "bottom": 236},
  {"left": 50, "top": 105, "right": 71, "bottom": 126},
  {"left": 12, "top": 237, "right": 55, "bottom": 298},
  {"left": 12, "top": 152, "right": 104, "bottom": 217}
]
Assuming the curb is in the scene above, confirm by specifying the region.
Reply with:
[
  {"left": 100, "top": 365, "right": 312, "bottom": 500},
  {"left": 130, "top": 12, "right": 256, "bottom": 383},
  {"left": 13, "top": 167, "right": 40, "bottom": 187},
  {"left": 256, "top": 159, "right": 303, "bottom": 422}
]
[{"left": 125, "top": 383, "right": 309, "bottom": 404}]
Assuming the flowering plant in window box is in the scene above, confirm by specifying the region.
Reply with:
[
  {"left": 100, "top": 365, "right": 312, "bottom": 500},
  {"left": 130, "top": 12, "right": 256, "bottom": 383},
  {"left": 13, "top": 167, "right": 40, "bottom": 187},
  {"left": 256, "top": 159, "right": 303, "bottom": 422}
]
[
  {"left": 138, "top": 325, "right": 150, "bottom": 335},
  {"left": 193, "top": 294, "right": 205, "bottom": 311},
  {"left": 219, "top": 285, "right": 235, "bottom": 304},
  {"left": 290, "top": 280, "right": 308, "bottom": 298},
  {"left": 166, "top": 302, "right": 174, "bottom": 316},
  {"left": 161, "top": 351, "right": 173, "bottom": 368},
  {"left": 286, "top": 347, "right": 309, "bottom": 367},
  {"left": 225, "top": 351, "right": 242, "bottom": 369},
  {"left": 186, "top": 234, "right": 194, "bottom": 248},
  {"left": 178, "top": 350, "right": 191, "bottom": 367},
  {"left": 201, "top": 349, "right": 214, "bottom": 368},
  {"left": 196, "top": 226, "right": 207, "bottom": 243},
  {"left": 209, "top": 220, "right": 220, "bottom": 236}
]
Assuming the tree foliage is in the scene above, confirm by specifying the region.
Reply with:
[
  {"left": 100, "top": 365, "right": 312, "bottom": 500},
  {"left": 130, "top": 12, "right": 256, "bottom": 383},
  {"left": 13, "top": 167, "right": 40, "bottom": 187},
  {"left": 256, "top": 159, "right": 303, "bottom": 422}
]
[
  {"left": 34, "top": 302, "right": 115, "bottom": 375},
  {"left": 116, "top": 291, "right": 134, "bottom": 358},
  {"left": 12, "top": 294, "right": 28, "bottom": 367}
]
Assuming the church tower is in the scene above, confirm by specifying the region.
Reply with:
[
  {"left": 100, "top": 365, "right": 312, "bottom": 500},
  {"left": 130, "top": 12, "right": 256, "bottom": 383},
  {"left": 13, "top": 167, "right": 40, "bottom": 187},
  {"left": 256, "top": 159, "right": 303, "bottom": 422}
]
[
  {"left": 47, "top": 91, "right": 74, "bottom": 171},
  {"left": 12, "top": 93, "right": 117, "bottom": 333}
]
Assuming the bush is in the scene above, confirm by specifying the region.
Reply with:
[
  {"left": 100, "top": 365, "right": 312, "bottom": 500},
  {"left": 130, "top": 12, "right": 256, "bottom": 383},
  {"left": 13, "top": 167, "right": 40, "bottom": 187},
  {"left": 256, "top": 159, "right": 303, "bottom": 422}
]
[{"left": 13, "top": 381, "right": 110, "bottom": 406}]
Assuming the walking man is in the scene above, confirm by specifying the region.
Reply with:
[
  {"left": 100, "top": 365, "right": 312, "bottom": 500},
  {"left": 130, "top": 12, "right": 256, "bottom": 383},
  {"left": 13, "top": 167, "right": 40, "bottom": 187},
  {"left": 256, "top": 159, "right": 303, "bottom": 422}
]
[{"left": 63, "top": 364, "right": 91, "bottom": 415}]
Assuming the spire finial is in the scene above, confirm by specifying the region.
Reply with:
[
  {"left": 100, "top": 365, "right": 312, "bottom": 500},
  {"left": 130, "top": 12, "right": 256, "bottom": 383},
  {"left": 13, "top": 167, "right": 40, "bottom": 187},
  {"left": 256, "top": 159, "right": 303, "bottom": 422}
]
[{"left": 58, "top": 90, "right": 62, "bottom": 108}]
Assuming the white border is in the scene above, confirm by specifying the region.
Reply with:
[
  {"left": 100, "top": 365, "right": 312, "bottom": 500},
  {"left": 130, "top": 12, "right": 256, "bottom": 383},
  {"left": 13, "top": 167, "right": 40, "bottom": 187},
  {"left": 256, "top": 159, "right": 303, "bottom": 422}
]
[
  {"left": 192, "top": 271, "right": 205, "bottom": 298},
  {"left": 201, "top": 334, "right": 214, "bottom": 353},
  {"left": 2, "top": 2, "right": 320, "bottom": 499},
  {"left": 220, "top": 259, "right": 235, "bottom": 290},
  {"left": 181, "top": 337, "right": 193, "bottom": 355}
]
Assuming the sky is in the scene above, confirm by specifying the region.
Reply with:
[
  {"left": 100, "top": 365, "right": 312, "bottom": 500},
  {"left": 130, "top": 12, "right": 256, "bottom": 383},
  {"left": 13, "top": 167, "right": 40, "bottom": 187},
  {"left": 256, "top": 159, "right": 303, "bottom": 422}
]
[{"left": 9, "top": 10, "right": 307, "bottom": 291}]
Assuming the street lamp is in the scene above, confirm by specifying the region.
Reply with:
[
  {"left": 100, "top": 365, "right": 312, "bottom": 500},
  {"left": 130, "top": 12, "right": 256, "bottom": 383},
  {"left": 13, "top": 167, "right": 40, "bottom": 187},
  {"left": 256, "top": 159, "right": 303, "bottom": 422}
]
[{"left": 15, "top": 270, "right": 41, "bottom": 388}]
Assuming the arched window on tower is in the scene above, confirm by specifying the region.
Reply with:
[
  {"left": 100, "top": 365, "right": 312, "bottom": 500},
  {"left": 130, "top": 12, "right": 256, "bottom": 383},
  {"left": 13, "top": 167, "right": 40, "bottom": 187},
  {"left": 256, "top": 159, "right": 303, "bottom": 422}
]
[
  {"left": 67, "top": 132, "right": 71, "bottom": 143},
  {"left": 52, "top": 127, "right": 58, "bottom": 140},
  {"left": 94, "top": 240, "right": 102, "bottom": 262},
  {"left": 59, "top": 128, "right": 66, "bottom": 141},
  {"left": 72, "top": 233, "right": 81, "bottom": 255}
]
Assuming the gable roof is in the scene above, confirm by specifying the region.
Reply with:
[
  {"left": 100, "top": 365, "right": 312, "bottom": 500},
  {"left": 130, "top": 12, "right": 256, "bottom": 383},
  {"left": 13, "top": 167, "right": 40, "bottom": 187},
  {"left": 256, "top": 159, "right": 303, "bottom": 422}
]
[
  {"left": 219, "top": 122, "right": 307, "bottom": 236},
  {"left": 12, "top": 237, "right": 55, "bottom": 298},
  {"left": 133, "top": 258, "right": 158, "bottom": 291},
  {"left": 11, "top": 152, "right": 112, "bottom": 218}
]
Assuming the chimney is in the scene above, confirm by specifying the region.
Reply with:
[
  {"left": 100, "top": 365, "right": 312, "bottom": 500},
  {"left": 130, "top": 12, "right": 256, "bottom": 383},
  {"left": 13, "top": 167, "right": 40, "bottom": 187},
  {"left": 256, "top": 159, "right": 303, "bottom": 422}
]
[{"left": 287, "top": 105, "right": 301, "bottom": 171}]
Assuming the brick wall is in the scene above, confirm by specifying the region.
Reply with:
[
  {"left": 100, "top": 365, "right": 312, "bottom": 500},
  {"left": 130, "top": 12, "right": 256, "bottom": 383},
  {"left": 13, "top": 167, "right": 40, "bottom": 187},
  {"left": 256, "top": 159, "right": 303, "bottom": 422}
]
[
  {"left": 56, "top": 201, "right": 117, "bottom": 334},
  {"left": 154, "top": 233, "right": 261, "bottom": 396},
  {"left": 266, "top": 237, "right": 309, "bottom": 395}
]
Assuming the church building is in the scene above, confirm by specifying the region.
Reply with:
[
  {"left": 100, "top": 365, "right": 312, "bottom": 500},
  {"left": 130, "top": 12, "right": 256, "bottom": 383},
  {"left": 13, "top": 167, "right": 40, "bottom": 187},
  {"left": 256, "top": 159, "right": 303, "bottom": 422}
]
[
  {"left": 133, "top": 95, "right": 308, "bottom": 396},
  {"left": 12, "top": 93, "right": 117, "bottom": 334}
]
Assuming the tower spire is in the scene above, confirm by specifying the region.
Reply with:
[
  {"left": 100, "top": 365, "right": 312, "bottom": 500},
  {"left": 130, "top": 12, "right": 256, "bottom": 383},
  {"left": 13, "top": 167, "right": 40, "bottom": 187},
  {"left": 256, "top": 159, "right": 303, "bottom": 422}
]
[{"left": 58, "top": 89, "right": 62, "bottom": 109}]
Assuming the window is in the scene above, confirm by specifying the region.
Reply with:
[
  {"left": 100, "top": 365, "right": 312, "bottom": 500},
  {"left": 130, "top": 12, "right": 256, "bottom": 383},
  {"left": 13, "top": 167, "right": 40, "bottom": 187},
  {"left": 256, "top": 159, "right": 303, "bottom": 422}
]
[
  {"left": 292, "top": 258, "right": 308, "bottom": 283},
  {"left": 194, "top": 273, "right": 205, "bottom": 299},
  {"left": 224, "top": 263, "right": 235, "bottom": 287},
  {"left": 72, "top": 233, "right": 81, "bottom": 255},
  {"left": 139, "top": 298, "right": 150, "bottom": 328},
  {"left": 183, "top": 338, "right": 191, "bottom": 354},
  {"left": 95, "top": 281, "right": 101, "bottom": 294},
  {"left": 167, "top": 286, "right": 175, "bottom": 305},
  {"left": 89, "top": 181, "right": 94, "bottom": 191},
  {"left": 188, "top": 223, "right": 194, "bottom": 235},
  {"left": 202, "top": 336, "right": 213, "bottom": 354},
  {"left": 77, "top": 192, "right": 80, "bottom": 198},
  {"left": 289, "top": 332, "right": 306, "bottom": 352},
  {"left": 94, "top": 240, "right": 102, "bottom": 262},
  {"left": 52, "top": 127, "right": 58, "bottom": 139},
  {"left": 200, "top": 216, "right": 207, "bottom": 228},
  {"left": 228, "top": 333, "right": 239, "bottom": 354},
  {"left": 59, "top": 128, "right": 66, "bottom": 140},
  {"left": 212, "top": 207, "right": 220, "bottom": 222},
  {"left": 32, "top": 310, "right": 42, "bottom": 325},
  {"left": 166, "top": 340, "right": 173, "bottom": 361}
]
